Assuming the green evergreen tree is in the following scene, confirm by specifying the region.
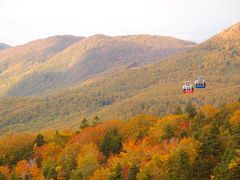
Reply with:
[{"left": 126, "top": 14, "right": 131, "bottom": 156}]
[
  {"left": 59, "top": 153, "right": 77, "bottom": 180},
  {"left": 168, "top": 150, "right": 192, "bottom": 180},
  {"left": 42, "top": 161, "right": 57, "bottom": 180},
  {"left": 34, "top": 134, "right": 46, "bottom": 147},
  {"left": 9, "top": 172, "right": 20, "bottom": 180},
  {"left": 53, "top": 130, "right": 65, "bottom": 148},
  {"left": 10, "top": 144, "right": 34, "bottom": 166},
  {"left": 128, "top": 163, "right": 139, "bottom": 180},
  {"left": 180, "top": 130, "right": 188, "bottom": 139},
  {"left": 174, "top": 106, "right": 182, "bottom": 115},
  {"left": 109, "top": 163, "right": 123, "bottom": 180},
  {"left": 193, "top": 124, "right": 224, "bottom": 178},
  {"left": 92, "top": 116, "right": 100, "bottom": 126},
  {"left": 80, "top": 118, "right": 89, "bottom": 129},
  {"left": 160, "top": 125, "right": 175, "bottom": 141},
  {"left": 191, "top": 111, "right": 205, "bottom": 139},
  {"left": 213, "top": 146, "right": 235, "bottom": 180},
  {"left": 214, "top": 106, "right": 231, "bottom": 130},
  {"left": 135, "top": 130, "right": 144, "bottom": 143},
  {"left": 100, "top": 128, "right": 122, "bottom": 157},
  {"left": 185, "top": 102, "right": 197, "bottom": 119}
]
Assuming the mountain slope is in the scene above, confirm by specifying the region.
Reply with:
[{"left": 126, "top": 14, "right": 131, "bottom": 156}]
[
  {"left": 0, "top": 23, "right": 240, "bottom": 134},
  {"left": 5, "top": 35, "right": 195, "bottom": 96},
  {"left": 0, "top": 35, "right": 83, "bottom": 96},
  {"left": 0, "top": 43, "right": 11, "bottom": 51},
  {"left": 93, "top": 22, "right": 240, "bottom": 119}
]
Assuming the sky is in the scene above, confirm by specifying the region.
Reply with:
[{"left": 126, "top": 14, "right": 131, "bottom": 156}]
[{"left": 0, "top": 0, "right": 240, "bottom": 46}]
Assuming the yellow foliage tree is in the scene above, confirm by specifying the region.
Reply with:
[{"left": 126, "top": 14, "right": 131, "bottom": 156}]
[
  {"left": 137, "top": 153, "right": 169, "bottom": 180},
  {"left": 201, "top": 105, "right": 219, "bottom": 119},
  {"left": 76, "top": 143, "right": 104, "bottom": 179},
  {"left": 225, "top": 102, "right": 240, "bottom": 113},
  {"left": 120, "top": 115, "right": 159, "bottom": 141},
  {"left": 148, "top": 114, "right": 189, "bottom": 144},
  {"left": 40, "top": 143, "right": 62, "bottom": 163},
  {"left": 170, "top": 137, "right": 200, "bottom": 164},
  {"left": 230, "top": 110, "right": 240, "bottom": 125},
  {"left": 0, "top": 134, "right": 34, "bottom": 160},
  {"left": 16, "top": 160, "right": 29, "bottom": 177},
  {"left": 0, "top": 166, "right": 10, "bottom": 178},
  {"left": 15, "top": 159, "right": 40, "bottom": 178},
  {"left": 90, "top": 167, "right": 111, "bottom": 180}
]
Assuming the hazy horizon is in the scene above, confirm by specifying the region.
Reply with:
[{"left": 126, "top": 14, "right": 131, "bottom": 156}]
[{"left": 1, "top": 0, "right": 240, "bottom": 46}]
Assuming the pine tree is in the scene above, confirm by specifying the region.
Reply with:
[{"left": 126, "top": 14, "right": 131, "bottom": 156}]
[
  {"left": 42, "top": 161, "right": 57, "bottom": 180},
  {"left": 93, "top": 116, "right": 100, "bottom": 126},
  {"left": 163, "top": 125, "right": 175, "bottom": 141},
  {"left": 193, "top": 124, "right": 224, "bottom": 178},
  {"left": 109, "top": 163, "right": 123, "bottom": 180},
  {"left": 100, "top": 128, "right": 122, "bottom": 157},
  {"left": 213, "top": 147, "right": 235, "bottom": 179},
  {"left": 34, "top": 134, "right": 46, "bottom": 147},
  {"left": 80, "top": 118, "right": 89, "bottom": 129},
  {"left": 53, "top": 130, "right": 69, "bottom": 148},
  {"left": 191, "top": 111, "right": 205, "bottom": 139},
  {"left": 128, "top": 163, "right": 139, "bottom": 180},
  {"left": 169, "top": 150, "right": 192, "bottom": 180},
  {"left": 135, "top": 130, "right": 144, "bottom": 143},
  {"left": 185, "top": 102, "right": 197, "bottom": 119},
  {"left": 53, "top": 130, "right": 63, "bottom": 147}
]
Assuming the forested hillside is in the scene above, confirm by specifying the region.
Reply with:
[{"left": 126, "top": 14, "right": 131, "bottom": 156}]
[
  {"left": 4, "top": 35, "right": 194, "bottom": 96},
  {"left": 0, "top": 23, "right": 239, "bottom": 134},
  {"left": 0, "top": 35, "right": 82, "bottom": 96},
  {"left": 1, "top": 99, "right": 240, "bottom": 179}
]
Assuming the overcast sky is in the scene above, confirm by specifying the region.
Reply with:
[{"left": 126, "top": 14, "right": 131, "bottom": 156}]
[{"left": 0, "top": 0, "right": 240, "bottom": 46}]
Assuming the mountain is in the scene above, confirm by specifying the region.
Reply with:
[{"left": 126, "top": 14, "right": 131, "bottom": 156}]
[
  {"left": 92, "top": 22, "right": 240, "bottom": 119},
  {"left": 0, "top": 43, "right": 11, "bottom": 51},
  {"left": 0, "top": 35, "right": 83, "bottom": 96},
  {"left": 0, "top": 23, "right": 240, "bottom": 134},
  {"left": 4, "top": 35, "right": 195, "bottom": 96}
]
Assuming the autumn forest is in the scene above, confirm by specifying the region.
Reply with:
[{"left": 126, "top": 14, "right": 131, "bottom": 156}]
[{"left": 1, "top": 99, "right": 240, "bottom": 179}]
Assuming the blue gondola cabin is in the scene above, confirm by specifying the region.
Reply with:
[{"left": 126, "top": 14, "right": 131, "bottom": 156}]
[{"left": 194, "top": 77, "right": 206, "bottom": 88}]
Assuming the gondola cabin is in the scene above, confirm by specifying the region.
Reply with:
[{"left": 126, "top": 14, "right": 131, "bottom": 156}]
[
  {"left": 183, "top": 82, "right": 194, "bottom": 94},
  {"left": 194, "top": 77, "right": 206, "bottom": 88}
]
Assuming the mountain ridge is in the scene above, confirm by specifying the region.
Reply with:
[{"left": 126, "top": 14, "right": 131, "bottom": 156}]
[
  {"left": 4, "top": 34, "right": 195, "bottom": 96},
  {"left": 0, "top": 35, "right": 83, "bottom": 96}
]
